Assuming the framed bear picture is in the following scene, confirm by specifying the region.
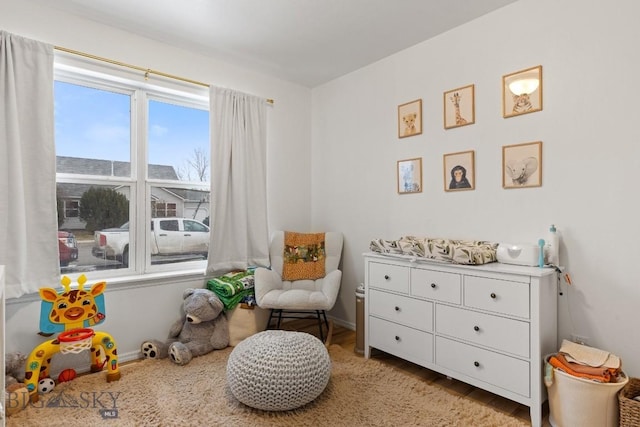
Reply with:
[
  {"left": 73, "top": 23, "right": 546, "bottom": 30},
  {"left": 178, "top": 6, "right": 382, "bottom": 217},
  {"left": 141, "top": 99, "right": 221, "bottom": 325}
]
[{"left": 397, "top": 99, "right": 422, "bottom": 138}]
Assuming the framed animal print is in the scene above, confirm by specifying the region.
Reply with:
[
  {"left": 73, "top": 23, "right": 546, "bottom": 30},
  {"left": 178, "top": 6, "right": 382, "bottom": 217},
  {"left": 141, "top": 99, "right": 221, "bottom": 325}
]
[
  {"left": 502, "top": 65, "right": 543, "bottom": 118},
  {"left": 444, "top": 85, "right": 475, "bottom": 129},
  {"left": 502, "top": 141, "right": 542, "bottom": 188},
  {"left": 397, "top": 99, "right": 422, "bottom": 138},
  {"left": 444, "top": 150, "right": 475, "bottom": 192},
  {"left": 397, "top": 157, "right": 422, "bottom": 194}
]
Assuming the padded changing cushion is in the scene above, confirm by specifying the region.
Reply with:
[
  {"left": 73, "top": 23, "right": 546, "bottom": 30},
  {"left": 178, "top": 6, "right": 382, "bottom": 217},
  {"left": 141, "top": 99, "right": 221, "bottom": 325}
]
[{"left": 370, "top": 236, "right": 498, "bottom": 265}]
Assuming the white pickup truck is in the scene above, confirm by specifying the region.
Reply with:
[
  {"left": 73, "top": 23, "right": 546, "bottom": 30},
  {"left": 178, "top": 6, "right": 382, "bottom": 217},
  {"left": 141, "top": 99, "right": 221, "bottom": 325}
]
[{"left": 92, "top": 217, "right": 210, "bottom": 266}]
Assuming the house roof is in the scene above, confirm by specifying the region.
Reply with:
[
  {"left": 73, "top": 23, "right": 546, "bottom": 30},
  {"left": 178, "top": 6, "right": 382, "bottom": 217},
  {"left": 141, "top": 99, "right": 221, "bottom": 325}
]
[
  {"left": 56, "top": 157, "right": 210, "bottom": 201},
  {"left": 57, "top": 156, "right": 179, "bottom": 180}
]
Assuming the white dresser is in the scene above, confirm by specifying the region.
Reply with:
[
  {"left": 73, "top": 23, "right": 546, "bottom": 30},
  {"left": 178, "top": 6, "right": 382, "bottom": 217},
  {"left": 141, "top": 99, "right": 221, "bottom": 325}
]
[{"left": 363, "top": 253, "right": 557, "bottom": 427}]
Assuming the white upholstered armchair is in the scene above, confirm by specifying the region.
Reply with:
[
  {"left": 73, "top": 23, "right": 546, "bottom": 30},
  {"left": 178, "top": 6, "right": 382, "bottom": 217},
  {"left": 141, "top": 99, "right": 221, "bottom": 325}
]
[{"left": 254, "top": 231, "right": 343, "bottom": 342}]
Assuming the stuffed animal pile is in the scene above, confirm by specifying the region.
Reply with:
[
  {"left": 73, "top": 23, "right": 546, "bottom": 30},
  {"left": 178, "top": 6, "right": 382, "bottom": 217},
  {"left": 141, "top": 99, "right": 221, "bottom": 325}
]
[{"left": 141, "top": 288, "right": 229, "bottom": 365}]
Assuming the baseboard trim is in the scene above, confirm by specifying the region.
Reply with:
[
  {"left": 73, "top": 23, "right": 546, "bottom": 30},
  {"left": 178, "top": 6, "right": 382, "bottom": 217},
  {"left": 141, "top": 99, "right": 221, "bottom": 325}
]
[{"left": 328, "top": 315, "right": 355, "bottom": 331}]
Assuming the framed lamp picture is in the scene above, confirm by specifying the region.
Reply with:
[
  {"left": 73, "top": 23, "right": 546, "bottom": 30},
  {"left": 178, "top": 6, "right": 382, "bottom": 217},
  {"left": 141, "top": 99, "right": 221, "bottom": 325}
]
[
  {"left": 443, "top": 150, "right": 475, "bottom": 191},
  {"left": 502, "top": 65, "right": 543, "bottom": 118},
  {"left": 444, "top": 84, "right": 475, "bottom": 129},
  {"left": 397, "top": 99, "right": 422, "bottom": 138},
  {"left": 397, "top": 157, "right": 422, "bottom": 194},
  {"left": 502, "top": 141, "right": 542, "bottom": 188}
]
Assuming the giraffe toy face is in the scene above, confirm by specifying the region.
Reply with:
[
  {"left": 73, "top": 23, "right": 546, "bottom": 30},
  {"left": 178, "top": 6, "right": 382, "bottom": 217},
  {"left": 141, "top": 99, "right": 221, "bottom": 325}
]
[{"left": 39, "top": 275, "right": 107, "bottom": 331}]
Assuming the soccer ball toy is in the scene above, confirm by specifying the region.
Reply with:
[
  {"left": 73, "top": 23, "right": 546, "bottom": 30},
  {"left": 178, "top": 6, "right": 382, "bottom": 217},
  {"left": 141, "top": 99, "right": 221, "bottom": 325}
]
[{"left": 38, "top": 378, "right": 55, "bottom": 394}]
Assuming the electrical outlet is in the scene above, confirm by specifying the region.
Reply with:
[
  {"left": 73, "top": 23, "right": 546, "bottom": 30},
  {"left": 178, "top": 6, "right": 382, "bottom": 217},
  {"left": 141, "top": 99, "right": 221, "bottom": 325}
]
[{"left": 571, "top": 334, "right": 589, "bottom": 345}]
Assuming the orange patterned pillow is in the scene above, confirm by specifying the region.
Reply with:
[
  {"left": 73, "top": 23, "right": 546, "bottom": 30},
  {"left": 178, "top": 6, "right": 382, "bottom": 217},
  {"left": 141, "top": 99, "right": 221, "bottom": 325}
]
[{"left": 282, "top": 232, "right": 326, "bottom": 281}]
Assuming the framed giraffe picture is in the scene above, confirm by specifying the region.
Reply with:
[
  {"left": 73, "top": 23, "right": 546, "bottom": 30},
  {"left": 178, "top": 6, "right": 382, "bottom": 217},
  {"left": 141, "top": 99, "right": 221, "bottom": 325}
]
[
  {"left": 503, "top": 65, "right": 543, "bottom": 118},
  {"left": 397, "top": 99, "right": 422, "bottom": 138},
  {"left": 444, "top": 84, "right": 475, "bottom": 129}
]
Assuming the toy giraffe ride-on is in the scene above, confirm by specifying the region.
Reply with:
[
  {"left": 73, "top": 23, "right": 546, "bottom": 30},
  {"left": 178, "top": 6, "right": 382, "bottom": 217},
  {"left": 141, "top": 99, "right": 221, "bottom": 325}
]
[{"left": 24, "top": 275, "right": 121, "bottom": 403}]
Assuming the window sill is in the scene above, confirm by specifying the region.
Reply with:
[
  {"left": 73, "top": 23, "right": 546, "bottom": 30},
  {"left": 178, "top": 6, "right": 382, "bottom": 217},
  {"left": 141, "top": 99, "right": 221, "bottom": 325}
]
[{"left": 7, "top": 268, "right": 206, "bottom": 304}]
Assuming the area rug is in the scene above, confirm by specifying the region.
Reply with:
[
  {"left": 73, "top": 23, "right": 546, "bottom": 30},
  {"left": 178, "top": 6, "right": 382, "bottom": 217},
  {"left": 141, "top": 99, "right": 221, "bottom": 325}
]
[{"left": 7, "top": 344, "right": 528, "bottom": 426}]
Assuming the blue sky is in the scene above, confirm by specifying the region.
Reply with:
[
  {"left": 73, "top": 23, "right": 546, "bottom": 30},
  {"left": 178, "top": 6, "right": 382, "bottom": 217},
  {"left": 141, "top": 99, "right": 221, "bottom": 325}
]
[{"left": 54, "top": 81, "right": 210, "bottom": 178}]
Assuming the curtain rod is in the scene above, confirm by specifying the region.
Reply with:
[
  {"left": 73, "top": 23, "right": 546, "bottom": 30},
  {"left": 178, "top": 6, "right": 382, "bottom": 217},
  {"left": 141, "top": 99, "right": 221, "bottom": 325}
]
[{"left": 54, "top": 46, "right": 274, "bottom": 104}]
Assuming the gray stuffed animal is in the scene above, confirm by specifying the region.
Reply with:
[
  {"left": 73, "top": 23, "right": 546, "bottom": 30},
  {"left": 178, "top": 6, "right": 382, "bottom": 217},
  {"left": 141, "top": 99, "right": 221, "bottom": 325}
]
[
  {"left": 5, "top": 352, "right": 27, "bottom": 386},
  {"left": 141, "top": 288, "right": 229, "bottom": 365}
]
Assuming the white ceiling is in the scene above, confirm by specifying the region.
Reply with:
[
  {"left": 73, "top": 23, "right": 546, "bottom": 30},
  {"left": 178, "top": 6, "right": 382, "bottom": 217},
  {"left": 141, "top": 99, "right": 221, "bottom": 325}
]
[{"left": 31, "top": 0, "right": 518, "bottom": 87}]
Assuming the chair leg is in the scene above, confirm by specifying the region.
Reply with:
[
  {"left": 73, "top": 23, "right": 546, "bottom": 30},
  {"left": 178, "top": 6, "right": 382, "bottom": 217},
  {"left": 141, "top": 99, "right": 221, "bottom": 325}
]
[
  {"left": 267, "top": 309, "right": 276, "bottom": 330},
  {"left": 321, "top": 310, "right": 329, "bottom": 331},
  {"left": 276, "top": 309, "right": 283, "bottom": 329},
  {"left": 316, "top": 310, "right": 325, "bottom": 342}
]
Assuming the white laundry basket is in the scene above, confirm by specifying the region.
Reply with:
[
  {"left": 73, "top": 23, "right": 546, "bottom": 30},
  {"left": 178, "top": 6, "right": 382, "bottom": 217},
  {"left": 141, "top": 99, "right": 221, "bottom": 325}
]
[{"left": 545, "top": 357, "right": 628, "bottom": 427}]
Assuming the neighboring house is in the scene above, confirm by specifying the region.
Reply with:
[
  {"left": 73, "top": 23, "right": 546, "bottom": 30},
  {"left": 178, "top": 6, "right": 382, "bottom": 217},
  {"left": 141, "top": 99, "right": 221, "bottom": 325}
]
[{"left": 56, "top": 156, "right": 210, "bottom": 230}]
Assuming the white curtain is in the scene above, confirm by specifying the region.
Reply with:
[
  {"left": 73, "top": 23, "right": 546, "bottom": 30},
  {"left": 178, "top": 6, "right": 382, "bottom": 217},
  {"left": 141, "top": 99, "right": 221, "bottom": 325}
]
[
  {"left": 0, "top": 31, "right": 58, "bottom": 298},
  {"left": 206, "top": 87, "right": 270, "bottom": 276}
]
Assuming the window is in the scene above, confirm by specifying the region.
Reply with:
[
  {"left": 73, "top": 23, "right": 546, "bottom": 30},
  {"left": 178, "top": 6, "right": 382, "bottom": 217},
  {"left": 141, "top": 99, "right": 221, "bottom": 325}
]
[
  {"left": 152, "top": 201, "right": 177, "bottom": 217},
  {"left": 54, "top": 57, "right": 210, "bottom": 278},
  {"left": 159, "top": 220, "right": 179, "bottom": 232},
  {"left": 184, "top": 219, "right": 209, "bottom": 233},
  {"left": 64, "top": 200, "right": 80, "bottom": 218}
]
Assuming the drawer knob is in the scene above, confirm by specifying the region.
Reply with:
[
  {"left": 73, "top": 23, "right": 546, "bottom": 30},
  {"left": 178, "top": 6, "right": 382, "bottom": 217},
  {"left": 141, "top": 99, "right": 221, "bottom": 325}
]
[
  {"left": 430, "top": 283, "right": 437, "bottom": 289},
  {"left": 395, "top": 335, "right": 400, "bottom": 341},
  {"left": 474, "top": 361, "right": 480, "bottom": 368},
  {"left": 490, "top": 292, "right": 497, "bottom": 299},
  {"left": 473, "top": 325, "right": 480, "bottom": 332},
  {"left": 394, "top": 306, "right": 400, "bottom": 311},
  {"left": 384, "top": 275, "right": 390, "bottom": 280}
]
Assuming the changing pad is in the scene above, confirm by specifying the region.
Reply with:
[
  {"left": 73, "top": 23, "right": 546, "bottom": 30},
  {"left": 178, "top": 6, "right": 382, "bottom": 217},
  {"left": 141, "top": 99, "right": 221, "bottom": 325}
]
[{"left": 370, "top": 236, "right": 498, "bottom": 265}]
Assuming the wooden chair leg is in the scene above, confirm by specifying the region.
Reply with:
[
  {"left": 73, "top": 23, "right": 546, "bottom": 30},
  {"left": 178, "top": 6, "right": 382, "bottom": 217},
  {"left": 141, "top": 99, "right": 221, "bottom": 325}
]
[{"left": 324, "top": 319, "right": 334, "bottom": 348}]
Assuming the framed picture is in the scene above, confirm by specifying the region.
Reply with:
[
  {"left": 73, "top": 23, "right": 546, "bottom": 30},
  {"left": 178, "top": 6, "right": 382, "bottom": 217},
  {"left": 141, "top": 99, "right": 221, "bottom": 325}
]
[
  {"left": 397, "top": 157, "right": 422, "bottom": 194},
  {"left": 502, "top": 65, "right": 543, "bottom": 118},
  {"left": 443, "top": 150, "right": 475, "bottom": 192},
  {"left": 444, "top": 84, "right": 475, "bottom": 129},
  {"left": 397, "top": 99, "right": 422, "bottom": 138},
  {"left": 502, "top": 141, "right": 542, "bottom": 188}
]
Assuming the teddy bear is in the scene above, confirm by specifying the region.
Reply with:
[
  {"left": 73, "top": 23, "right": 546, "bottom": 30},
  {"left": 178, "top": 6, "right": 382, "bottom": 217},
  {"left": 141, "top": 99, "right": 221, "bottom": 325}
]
[
  {"left": 5, "top": 352, "right": 28, "bottom": 417},
  {"left": 140, "top": 288, "right": 229, "bottom": 365}
]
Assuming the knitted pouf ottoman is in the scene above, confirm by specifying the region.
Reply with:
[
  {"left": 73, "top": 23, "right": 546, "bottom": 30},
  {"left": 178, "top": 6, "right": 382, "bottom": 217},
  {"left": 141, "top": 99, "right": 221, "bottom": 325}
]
[{"left": 226, "top": 330, "right": 331, "bottom": 411}]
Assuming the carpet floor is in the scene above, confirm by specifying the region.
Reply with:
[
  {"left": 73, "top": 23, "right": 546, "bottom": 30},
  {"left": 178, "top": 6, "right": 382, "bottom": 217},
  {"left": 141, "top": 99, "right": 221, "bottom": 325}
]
[{"left": 7, "top": 343, "right": 528, "bottom": 426}]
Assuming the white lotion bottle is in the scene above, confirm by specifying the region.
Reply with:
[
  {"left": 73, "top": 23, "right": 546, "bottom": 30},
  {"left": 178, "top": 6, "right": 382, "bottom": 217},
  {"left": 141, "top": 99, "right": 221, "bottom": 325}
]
[{"left": 545, "top": 224, "right": 559, "bottom": 266}]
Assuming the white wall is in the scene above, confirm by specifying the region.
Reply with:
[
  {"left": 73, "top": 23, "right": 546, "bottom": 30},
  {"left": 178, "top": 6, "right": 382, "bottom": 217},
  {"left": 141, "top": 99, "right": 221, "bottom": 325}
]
[
  {"left": 2, "top": 0, "right": 312, "bottom": 363},
  {"left": 312, "top": 0, "right": 640, "bottom": 376}
]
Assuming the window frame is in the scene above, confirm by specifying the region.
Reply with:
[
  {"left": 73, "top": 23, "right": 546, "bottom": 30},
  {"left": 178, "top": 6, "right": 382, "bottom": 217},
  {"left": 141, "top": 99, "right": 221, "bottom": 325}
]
[{"left": 54, "top": 54, "right": 211, "bottom": 282}]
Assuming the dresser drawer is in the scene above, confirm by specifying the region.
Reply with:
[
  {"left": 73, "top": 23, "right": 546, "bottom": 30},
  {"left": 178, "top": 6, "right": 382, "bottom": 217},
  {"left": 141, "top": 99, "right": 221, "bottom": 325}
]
[
  {"left": 369, "top": 316, "right": 433, "bottom": 367},
  {"left": 436, "top": 304, "right": 529, "bottom": 357},
  {"left": 436, "top": 336, "right": 530, "bottom": 397},
  {"left": 370, "top": 289, "right": 433, "bottom": 332},
  {"left": 369, "top": 262, "right": 409, "bottom": 293},
  {"left": 411, "top": 268, "right": 461, "bottom": 304},
  {"left": 464, "top": 276, "right": 530, "bottom": 318}
]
